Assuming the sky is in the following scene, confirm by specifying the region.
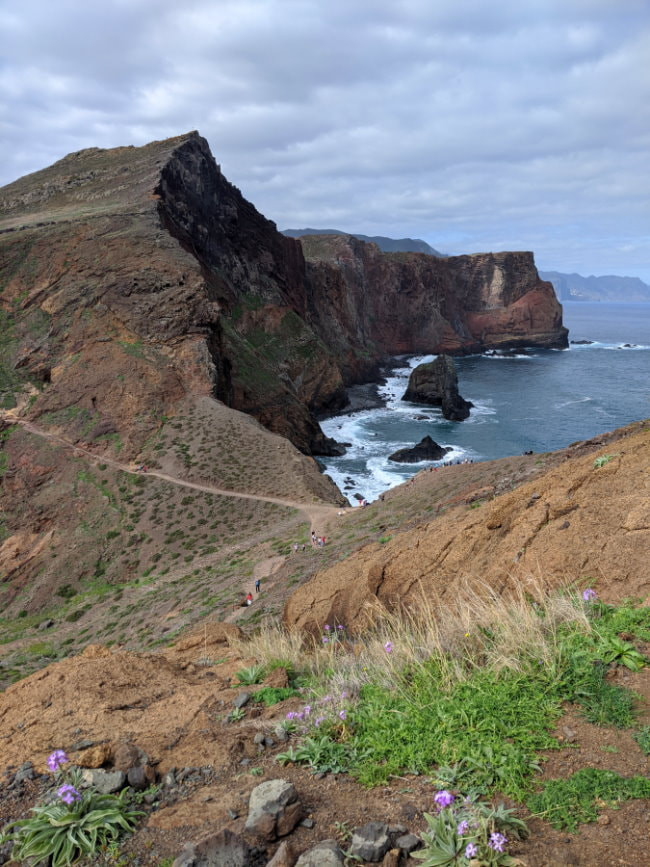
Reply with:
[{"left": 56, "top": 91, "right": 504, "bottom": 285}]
[{"left": 1, "top": 0, "right": 649, "bottom": 281}]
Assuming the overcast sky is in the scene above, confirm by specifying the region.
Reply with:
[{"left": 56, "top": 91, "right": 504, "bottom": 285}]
[{"left": 2, "top": 0, "right": 649, "bottom": 280}]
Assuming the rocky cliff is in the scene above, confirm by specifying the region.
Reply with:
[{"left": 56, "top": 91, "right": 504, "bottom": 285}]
[{"left": 1, "top": 131, "right": 567, "bottom": 462}]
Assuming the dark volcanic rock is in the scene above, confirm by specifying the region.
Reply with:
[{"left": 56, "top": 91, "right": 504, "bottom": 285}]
[
  {"left": 388, "top": 436, "right": 451, "bottom": 463},
  {"left": 403, "top": 355, "right": 473, "bottom": 421}
]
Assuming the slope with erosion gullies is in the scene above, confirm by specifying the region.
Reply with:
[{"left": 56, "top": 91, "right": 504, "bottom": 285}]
[
  {"left": 284, "top": 419, "right": 650, "bottom": 632},
  {"left": 0, "top": 393, "right": 344, "bottom": 688}
]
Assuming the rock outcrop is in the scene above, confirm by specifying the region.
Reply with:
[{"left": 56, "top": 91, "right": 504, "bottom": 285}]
[
  {"left": 403, "top": 355, "right": 473, "bottom": 420},
  {"left": 388, "top": 436, "right": 451, "bottom": 463},
  {"left": 284, "top": 423, "right": 650, "bottom": 633}
]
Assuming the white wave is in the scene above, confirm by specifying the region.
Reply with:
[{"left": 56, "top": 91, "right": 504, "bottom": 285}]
[{"left": 554, "top": 396, "right": 593, "bottom": 408}]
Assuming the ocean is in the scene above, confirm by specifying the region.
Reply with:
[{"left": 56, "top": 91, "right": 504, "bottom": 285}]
[{"left": 320, "top": 302, "right": 650, "bottom": 504}]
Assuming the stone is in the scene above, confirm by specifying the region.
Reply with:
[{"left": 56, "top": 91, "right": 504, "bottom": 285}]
[
  {"left": 14, "top": 763, "right": 35, "bottom": 783},
  {"left": 301, "top": 818, "right": 315, "bottom": 829},
  {"left": 381, "top": 850, "right": 401, "bottom": 867},
  {"left": 395, "top": 834, "right": 422, "bottom": 855},
  {"left": 245, "top": 779, "right": 303, "bottom": 841},
  {"left": 172, "top": 829, "right": 253, "bottom": 867},
  {"left": 253, "top": 733, "right": 266, "bottom": 746},
  {"left": 112, "top": 741, "right": 149, "bottom": 771},
  {"left": 127, "top": 764, "right": 155, "bottom": 790},
  {"left": 81, "top": 768, "right": 126, "bottom": 794},
  {"left": 294, "top": 840, "right": 346, "bottom": 867},
  {"left": 349, "top": 822, "right": 391, "bottom": 862},
  {"left": 38, "top": 619, "right": 55, "bottom": 630},
  {"left": 402, "top": 355, "right": 473, "bottom": 421},
  {"left": 267, "top": 840, "right": 298, "bottom": 867},
  {"left": 162, "top": 769, "right": 177, "bottom": 787},
  {"left": 234, "top": 692, "right": 251, "bottom": 709},
  {"left": 388, "top": 436, "right": 451, "bottom": 463},
  {"left": 74, "top": 743, "right": 112, "bottom": 768}
]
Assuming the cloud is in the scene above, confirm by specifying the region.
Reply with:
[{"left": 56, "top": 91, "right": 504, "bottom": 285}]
[{"left": 1, "top": 0, "right": 649, "bottom": 280}]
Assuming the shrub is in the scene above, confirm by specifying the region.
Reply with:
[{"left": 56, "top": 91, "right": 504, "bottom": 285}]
[
  {"left": 0, "top": 751, "right": 141, "bottom": 866},
  {"left": 527, "top": 768, "right": 650, "bottom": 830}
]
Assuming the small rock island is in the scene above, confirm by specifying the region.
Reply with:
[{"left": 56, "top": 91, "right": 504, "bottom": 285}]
[{"left": 403, "top": 354, "right": 473, "bottom": 421}]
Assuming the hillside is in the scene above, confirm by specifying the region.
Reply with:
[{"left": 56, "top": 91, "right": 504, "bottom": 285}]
[
  {"left": 0, "top": 131, "right": 568, "bottom": 644},
  {"left": 0, "top": 421, "right": 648, "bottom": 866}
]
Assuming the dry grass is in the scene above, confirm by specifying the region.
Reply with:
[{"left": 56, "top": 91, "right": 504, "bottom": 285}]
[{"left": 235, "top": 578, "right": 592, "bottom": 697}]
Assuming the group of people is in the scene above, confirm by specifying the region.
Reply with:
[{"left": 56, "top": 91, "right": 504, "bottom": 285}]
[
  {"left": 242, "top": 578, "right": 262, "bottom": 606},
  {"left": 310, "top": 531, "right": 326, "bottom": 548}
]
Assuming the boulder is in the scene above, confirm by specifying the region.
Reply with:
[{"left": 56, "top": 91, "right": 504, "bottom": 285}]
[
  {"left": 172, "top": 829, "right": 254, "bottom": 867},
  {"left": 244, "top": 779, "right": 303, "bottom": 841},
  {"left": 403, "top": 355, "right": 472, "bottom": 421},
  {"left": 349, "top": 822, "right": 391, "bottom": 862},
  {"left": 80, "top": 768, "right": 126, "bottom": 794},
  {"left": 267, "top": 840, "right": 298, "bottom": 867},
  {"left": 294, "top": 840, "right": 345, "bottom": 867},
  {"left": 388, "top": 436, "right": 451, "bottom": 463}
]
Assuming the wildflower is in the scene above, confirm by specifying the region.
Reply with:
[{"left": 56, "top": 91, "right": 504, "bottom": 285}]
[
  {"left": 314, "top": 716, "right": 326, "bottom": 727},
  {"left": 321, "top": 694, "right": 332, "bottom": 703},
  {"left": 464, "top": 842, "right": 478, "bottom": 858},
  {"left": 322, "top": 637, "right": 329, "bottom": 644},
  {"left": 57, "top": 784, "right": 81, "bottom": 805},
  {"left": 303, "top": 705, "right": 312, "bottom": 716},
  {"left": 47, "top": 750, "right": 69, "bottom": 772},
  {"left": 434, "top": 790, "right": 455, "bottom": 808},
  {"left": 582, "top": 588, "right": 597, "bottom": 602},
  {"left": 324, "top": 624, "right": 331, "bottom": 631},
  {"left": 337, "top": 624, "right": 345, "bottom": 631},
  {"left": 464, "top": 632, "right": 470, "bottom": 637},
  {"left": 339, "top": 709, "right": 347, "bottom": 721},
  {"left": 489, "top": 832, "right": 507, "bottom": 853},
  {"left": 341, "top": 690, "right": 348, "bottom": 699},
  {"left": 286, "top": 711, "right": 297, "bottom": 720},
  {"left": 384, "top": 641, "right": 394, "bottom": 653},
  {"left": 457, "top": 820, "right": 469, "bottom": 835}
]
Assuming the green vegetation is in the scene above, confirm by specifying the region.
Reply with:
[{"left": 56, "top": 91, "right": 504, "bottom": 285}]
[
  {"left": 245, "top": 594, "right": 648, "bottom": 804},
  {"left": 0, "top": 753, "right": 141, "bottom": 866},
  {"left": 253, "top": 686, "right": 299, "bottom": 706},
  {"left": 527, "top": 768, "right": 650, "bottom": 830}
]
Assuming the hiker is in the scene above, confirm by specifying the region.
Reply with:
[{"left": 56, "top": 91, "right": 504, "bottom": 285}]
[
  {"left": 255, "top": 578, "right": 261, "bottom": 593},
  {"left": 293, "top": 543, "right": 299, "bottom": 553},
  {"left": 311, "top": 531, "right": 317, "bottom": 546},
  {"left": 246, "top": 592, "right": 253, "bottom": 606}
]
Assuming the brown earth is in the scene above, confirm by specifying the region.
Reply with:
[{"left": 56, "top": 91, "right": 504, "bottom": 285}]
[{"left": 284, "top": 421, "right": 650, "bottom": 633}]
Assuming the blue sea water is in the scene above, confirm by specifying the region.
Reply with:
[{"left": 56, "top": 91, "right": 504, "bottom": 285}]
[{"left": 320, "top": 302, "right": 650, "bottom": 503}]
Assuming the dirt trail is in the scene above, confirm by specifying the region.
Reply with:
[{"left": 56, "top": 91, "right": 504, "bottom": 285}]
[{"left": 0, "top": 413, "right": 341, "bottom": 533}]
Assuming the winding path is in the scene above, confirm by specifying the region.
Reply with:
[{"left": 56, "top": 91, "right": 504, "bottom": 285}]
[{"left": 0, "top": 413, "right": 341, "bottom": 533}]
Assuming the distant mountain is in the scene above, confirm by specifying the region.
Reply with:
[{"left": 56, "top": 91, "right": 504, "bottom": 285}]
[
  {"left": 540, "top": 271, "right": 650, "bottom": 303},
  {"left": 282, "top": 227, "right": 444, "bottom": 257}
]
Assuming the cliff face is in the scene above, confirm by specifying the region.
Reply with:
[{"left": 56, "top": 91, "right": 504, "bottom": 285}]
[
  {"left": 1, "top": 131, "right": 567, "bottom": 463},
  {"left": 301, "top": 235, "right": 567, "bottom": 379}
]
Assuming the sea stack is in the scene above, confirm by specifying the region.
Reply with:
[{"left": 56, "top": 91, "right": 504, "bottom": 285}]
[{"left": 403, "top": 355, "right": 473, "bottom": 421}]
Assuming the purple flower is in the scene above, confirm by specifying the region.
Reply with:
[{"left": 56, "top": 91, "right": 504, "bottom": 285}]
[
  {"left": 57, "top": 784, "right": 81, "bottom": 805},
  {"left": 322, "top": 637, "right": 329, "bottom": 644},
  {"left": 384, "top": 641, "right": 394, "bottom": 653},
  {"left": 47, "top": 750, "right": 68, "bottom": 772},
  {"left": 286, "top": 711, "right": 297, "bottom": 720},
  {"left": 339, "top": 709, "right": 347, "bottom": 721},
  {"left": 464, "top": 842, "right": 478, "bottom": 858},
  {"left": 324, "top": 624, "right": 331, "bottom": 631},
  {"left": 457, "top": 820, "right": 469, "bottom": 835},
  {"left": 303, "top": 705, "right": 312, "bottom": 715},
  {"left": 489, "top": 832, "right": 507, "bottom": 853},
  {"left": 582, "top": 588, "right": 597, "bottom": 602},
  {"left": 321, "top": 694, "right": 332, "bottom": 703},
  {"left": 341, "top": 690, "right": 348, "bottom": 699},
  {"left": 314, "top": 716, "right": 326, "bottom": 727},
  {"left": 433, "top": 790, "right": 455, "bottom": 808},
  {"left": 337, "top": 624, "right": 345, "bottom": 631}
]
